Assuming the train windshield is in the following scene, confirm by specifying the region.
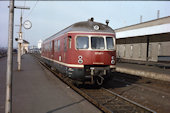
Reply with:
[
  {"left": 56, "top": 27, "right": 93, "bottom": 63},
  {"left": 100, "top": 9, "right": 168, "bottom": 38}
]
[
  {"left": 91, "top": 37, "right": 105, "bottom": 49},
  {"left": 106, "top": 37, "right": 114, "bottom": 50},
  {"left": 76, "top": 36, "right": 89, "bottom": 49}
]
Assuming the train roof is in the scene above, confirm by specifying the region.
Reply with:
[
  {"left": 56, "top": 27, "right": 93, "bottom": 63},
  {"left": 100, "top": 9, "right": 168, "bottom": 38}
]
[{"left": 43, "top": 20, "right": 115, "bottom": 42}]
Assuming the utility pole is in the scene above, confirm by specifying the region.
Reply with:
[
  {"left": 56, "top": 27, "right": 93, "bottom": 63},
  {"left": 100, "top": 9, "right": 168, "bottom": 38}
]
[
  {"left": 16, "top": 7, "right": 30, "bottom": 71},
  {"left": 5, "top": 0, "right": 14, "bottom": 113},
  {"left": 5, "top": 1, "right": 30, "bottom": 112}
]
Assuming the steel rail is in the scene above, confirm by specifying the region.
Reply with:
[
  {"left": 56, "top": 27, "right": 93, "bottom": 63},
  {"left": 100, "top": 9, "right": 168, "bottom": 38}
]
[
  {"left": 32, "top": 53, "right": 156, "bottom": 113},
  {"left": 32, "top": 54, "right": 112, "bottom": 113},
  {"left": 103, "top": 88, "right": 157, "bottom": 113},
  {"left": 112, "top": 77, "right": 170, "bottom": 97}
]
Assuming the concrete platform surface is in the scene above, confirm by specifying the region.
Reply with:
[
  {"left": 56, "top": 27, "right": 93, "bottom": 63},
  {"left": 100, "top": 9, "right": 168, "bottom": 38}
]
[
  {"left": 116, "top": 62, "right": 170, "bottom": 82},
  {"left": 0, "top": 54, "right": 102, "bottom": 113}
]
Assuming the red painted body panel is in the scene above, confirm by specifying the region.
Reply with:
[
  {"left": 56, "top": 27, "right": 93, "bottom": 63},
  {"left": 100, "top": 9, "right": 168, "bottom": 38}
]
[
  {"left": 42, "top": 32, "right": 116, "bottom": 68},
  {"left": 41, "top": 20, "right": 116, "bottom": 84}
]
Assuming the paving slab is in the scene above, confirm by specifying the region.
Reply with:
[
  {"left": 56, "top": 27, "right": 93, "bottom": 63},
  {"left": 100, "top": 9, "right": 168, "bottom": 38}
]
[
  {"left": 0, "top": 54, "right": 102, "bottom": 113},
  {"left": 0, "top": 57, "right": 7, "bottom": 113}
]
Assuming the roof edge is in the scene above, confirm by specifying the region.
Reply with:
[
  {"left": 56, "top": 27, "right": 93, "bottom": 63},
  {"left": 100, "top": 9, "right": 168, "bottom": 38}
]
[{"left": 115, "top": 16, "right": 170, "bottom": 31}]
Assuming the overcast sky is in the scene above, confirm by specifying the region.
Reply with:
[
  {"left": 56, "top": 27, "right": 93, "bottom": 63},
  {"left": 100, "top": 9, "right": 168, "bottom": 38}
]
[{"left": 0, "top": 1, "right": 170, "bottom": 48}]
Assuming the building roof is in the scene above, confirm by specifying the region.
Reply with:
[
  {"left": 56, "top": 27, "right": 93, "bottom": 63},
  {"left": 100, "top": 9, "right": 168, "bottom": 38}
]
[
  {"left": 15, "top": 38, "right": 29, "bottom": 44},
  {"left": 115, "top": 16, "right": 170, "bottom": 32},
  {"left": 115, "top": 16, "right": 170, "bottom": 39},
  {"left": 23, "top": 40, "right": 29, "bottom": 44}
]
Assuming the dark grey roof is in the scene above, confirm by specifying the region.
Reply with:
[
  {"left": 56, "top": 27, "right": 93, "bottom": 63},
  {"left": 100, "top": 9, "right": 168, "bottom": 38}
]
[
  {"left": 115, "top": 16, "right": 170, "bottom": 32},
  {"left": 44, "top": 20, "right": 115, "bottom": 42},
  {"left": 15, "top": 38, "right": 29, "bottom": 44},
  {"left": 23, "top": 40, "right": 29, "bottom": 44}
]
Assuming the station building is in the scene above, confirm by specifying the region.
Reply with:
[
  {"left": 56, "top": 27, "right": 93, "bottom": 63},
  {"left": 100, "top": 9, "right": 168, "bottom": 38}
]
[
  {"left": 38, "top": 39, "right": 43, "bottom": 49},
  {"left": 115, "top": 16, "right": 170, "bottom": 62},
  {"left": 15, "top": 38, "right": 29, "bottom": 55},
  {"left": 21, "top": 40, "right": 29, "bottom": 54}
]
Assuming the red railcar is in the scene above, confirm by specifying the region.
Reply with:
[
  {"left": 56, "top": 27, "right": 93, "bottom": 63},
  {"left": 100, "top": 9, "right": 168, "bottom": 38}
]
[{"left": 41, "top": 18, "right": 116, "bottom": 85}]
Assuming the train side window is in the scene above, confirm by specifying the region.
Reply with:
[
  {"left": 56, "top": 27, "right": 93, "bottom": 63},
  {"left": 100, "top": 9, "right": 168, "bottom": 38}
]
[
  {"left": 64, "top": 38, "right": 67, "bottom": 51},
  {"left": 44, "top": 44, "right": 46, "bottom": 52},
  {"left": 54, "top": 40, "right": 57, "bottom": 52},
  {"left": 58, "top": 40, "right": 60, "bottom": 51},
  {"left": 45, "top": 44, "right": 47, "bottom": 51},
  {"left": 50, "top": 41, "right": 52, "bottom": 51},
  {"left": 48, "top": 43, "right": 50, "bottom": 51},
  {"left": 68, "top": 36, "right": 72, "bottom": 49}
]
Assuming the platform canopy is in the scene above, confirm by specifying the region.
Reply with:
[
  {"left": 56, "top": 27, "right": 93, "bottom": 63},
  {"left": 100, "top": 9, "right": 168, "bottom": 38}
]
[
  {"left": 116, "top": 23, "right": 170, "bottom": 39},
  {"left": 115, "top": 16, "right": 170, "bottom": 39}
]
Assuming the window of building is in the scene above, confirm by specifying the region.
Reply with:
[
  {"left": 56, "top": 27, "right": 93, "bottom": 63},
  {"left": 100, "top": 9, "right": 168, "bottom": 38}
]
[
  {"left": 123, "top": 45, "right": 126, "bottom": 57},
  {"left": 130, "top": 45, "right": 133, "bottom": 58},
  {"left": 139, "top": 44, "right": 142, "bottom": 58},
  {"left": 158, "top": 43, "right": 161, "bottom": 56}
]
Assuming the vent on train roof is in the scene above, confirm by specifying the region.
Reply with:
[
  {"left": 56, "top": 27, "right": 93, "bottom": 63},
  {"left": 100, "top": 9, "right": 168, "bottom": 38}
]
[
  {"left": 88, "top": 17, "right": 94, "bottom": 22},
  {"left": 106, "top": 20, "right": 109, "bottom": 26}
]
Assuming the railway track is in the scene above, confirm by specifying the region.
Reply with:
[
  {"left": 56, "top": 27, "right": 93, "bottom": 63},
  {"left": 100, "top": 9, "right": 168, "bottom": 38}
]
[
  {"left": 110, "top": 76, "right": 170, "bottom": 97},
  {"left": 81, "top": 87, "right": 156, "bottom": 113},
  {"left": 32, "top": 53, "right": 156, "bottom": 113}
]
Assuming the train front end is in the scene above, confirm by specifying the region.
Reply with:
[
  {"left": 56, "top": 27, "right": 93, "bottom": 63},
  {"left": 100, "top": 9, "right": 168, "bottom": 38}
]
[{"left": 67, "top": 32, "right": 116, "bottom": 85}]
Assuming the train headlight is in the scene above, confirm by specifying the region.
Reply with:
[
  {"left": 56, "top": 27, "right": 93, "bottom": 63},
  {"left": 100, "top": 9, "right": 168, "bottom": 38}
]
[
  {"left": 111, "top": 60, "right": 115, "bottom": 64},
  {"left": 78, "top": 55, "right": 83, "bottom": 59},
  {"left": 93, "top": 25, "right": 100, "bottom": 30},
  {"left": 78, "top": 59, "right": 83, "bottom": 64},
  {"left": 78, "top": 55, "right": 83, "bottom": 64},
  {"left": 111, "top": 56, "right": 115, "bottom": 64}
]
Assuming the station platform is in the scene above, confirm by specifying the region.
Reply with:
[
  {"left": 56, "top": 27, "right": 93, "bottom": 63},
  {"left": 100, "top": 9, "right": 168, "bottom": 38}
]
[
  {"left": 0, "top": 54, "right": 101, "bottom": 113},
  {"left": 116, "top": 61, "right": 170, "bottom": 82}
]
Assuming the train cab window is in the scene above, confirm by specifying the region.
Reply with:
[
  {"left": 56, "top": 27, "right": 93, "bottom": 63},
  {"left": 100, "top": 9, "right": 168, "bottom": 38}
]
[
  {"left": 106, "top": 37, "right": 114, "bottom": 50},
  {"left": 76, "top": 36, "right": 89, "bottom": 49},
  {"left": 91, "top": 37, "right": 104, "bottom": 49}
]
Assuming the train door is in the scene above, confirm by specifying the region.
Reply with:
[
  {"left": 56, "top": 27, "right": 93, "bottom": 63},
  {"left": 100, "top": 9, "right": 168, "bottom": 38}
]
[
  {"left": 51, "top": 40, "right": 54, "bottom": 59},
  {"left": 64, "top": 37, "right": 68, "bottom": 62}
]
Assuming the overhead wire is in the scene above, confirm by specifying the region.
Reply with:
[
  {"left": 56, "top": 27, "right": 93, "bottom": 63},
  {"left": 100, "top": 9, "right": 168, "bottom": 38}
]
[
  {"left": 22, "top": 0, "right": 26, "bottom": 16},
  {"left": 24, "top": 0, "right": 39, "bottom": 20}
]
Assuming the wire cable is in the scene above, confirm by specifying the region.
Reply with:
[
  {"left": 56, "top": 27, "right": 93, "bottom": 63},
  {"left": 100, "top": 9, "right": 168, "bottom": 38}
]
[
  {"left": 22, "top": 0, "right": 26, "bottom": 16},
  {"left": 24, "top": 0, "right": 39, "bottom": 20}
]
